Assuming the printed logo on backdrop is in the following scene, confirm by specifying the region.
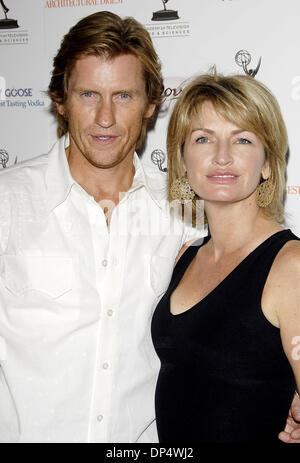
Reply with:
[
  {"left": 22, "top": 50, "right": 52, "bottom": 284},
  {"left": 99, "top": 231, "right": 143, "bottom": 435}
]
[
  {"left": 0, "top": 0, "right": 28, "bottom": 45},
  {"left": 151, "top": 76, "right": 185, "bottom": 173},
  {"left": 235, "top": 50, "right": 262, "bottom": 77},
  {"left": 152, "top": 0, "right": 179, "bottom": 21},
  {"left": 0, "top": 0, "right": 18, "bottom": 28},
  {"left": 151, "top": 149, "right": 167, "bottom": 172},
  {"left": 159, "top": 76, "right": 184, "bottom": 117},
  {"left": 286, "top": 186, "right": 300, "bottom": 195},
  {"left": 0, "top": 85, "right": 47, "bottom": 109},
  {"left": 0, "top": 149, "right": 17, "bottom": 169},
  {"left": 45, "top": 0, "right": 123, "bottom": 9},
  {"left": 145, "top": 1, "right": 189, "bottom": 38}
]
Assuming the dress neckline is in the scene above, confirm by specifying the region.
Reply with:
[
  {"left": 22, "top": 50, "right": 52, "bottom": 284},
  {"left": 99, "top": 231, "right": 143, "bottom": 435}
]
[{"left": 169, "top": 229, "right": 291, "bottom": 317}]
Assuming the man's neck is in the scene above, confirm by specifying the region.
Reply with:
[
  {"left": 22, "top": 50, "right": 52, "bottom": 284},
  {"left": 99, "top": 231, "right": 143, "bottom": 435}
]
[{"left": 66, "top": 147, "right": 136, "bottom": 206}]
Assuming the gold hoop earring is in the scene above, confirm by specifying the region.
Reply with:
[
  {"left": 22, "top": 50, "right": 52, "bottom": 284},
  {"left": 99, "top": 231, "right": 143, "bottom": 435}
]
[
  {"left": 256, "top": 179, "right": 275, "bottom": 208},
  {"left": 170, "top": 173, "right": 195, "bottom": 201}
]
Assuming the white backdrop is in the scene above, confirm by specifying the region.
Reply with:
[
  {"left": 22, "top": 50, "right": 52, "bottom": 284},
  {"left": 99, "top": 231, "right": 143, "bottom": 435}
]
[{"left": 1, "top": 0, "right": 300, "bottom": 232}]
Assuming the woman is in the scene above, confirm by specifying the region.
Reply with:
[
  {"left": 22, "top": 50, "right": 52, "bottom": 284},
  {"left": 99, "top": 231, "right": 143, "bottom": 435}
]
[{"left": 151, "top": 72, "right": 300, "bottom": 443}]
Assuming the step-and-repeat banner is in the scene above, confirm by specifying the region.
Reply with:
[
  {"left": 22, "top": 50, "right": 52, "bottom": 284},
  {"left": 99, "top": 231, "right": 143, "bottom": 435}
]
[{"left": 1, "top": 0, "right": 300, "bottom": 232}]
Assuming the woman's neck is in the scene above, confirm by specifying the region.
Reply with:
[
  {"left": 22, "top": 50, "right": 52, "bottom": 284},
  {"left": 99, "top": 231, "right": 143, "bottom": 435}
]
[{"left": 204, "top": 198, "right": 282, "bottom": 261}]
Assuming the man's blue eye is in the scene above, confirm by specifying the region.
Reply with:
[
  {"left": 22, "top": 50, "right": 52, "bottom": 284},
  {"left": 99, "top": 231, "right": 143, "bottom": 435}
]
[
  {"left": 120, "top": 93, "right": 129, "bottom": 99},
  {"left": 196, "top": 137, "right": 209, "bottom": 143}
]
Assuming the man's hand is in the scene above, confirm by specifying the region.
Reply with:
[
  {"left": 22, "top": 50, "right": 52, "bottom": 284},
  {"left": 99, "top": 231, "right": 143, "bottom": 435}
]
[{"left": 279, "top": 393, "right": 300, "bottom": 443}]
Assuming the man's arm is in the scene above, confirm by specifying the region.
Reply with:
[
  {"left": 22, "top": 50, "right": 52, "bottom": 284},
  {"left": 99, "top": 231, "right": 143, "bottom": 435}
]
[
  {"left": 279, "top": 393, "right": 300, "bottom": 443},
  {"left": 136, "top": 419, "right": 158, "bottom": 443}
]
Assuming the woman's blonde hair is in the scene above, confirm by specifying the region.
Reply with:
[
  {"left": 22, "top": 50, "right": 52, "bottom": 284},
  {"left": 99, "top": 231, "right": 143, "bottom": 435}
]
[
  {"left": 167, "top": 71, "right": 288, "bottom": 223},
  {"left": 48, "top": 11, "right": 163, "bottom": 148}
]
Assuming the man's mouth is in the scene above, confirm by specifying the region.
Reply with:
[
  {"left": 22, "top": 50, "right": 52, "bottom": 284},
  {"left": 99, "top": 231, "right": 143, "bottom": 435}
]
[
  {"left": 97, "top": 136, "right": 111, "bottom": 140},
  {"left": 91, "top": 135, "right": 118, "bottom": 143}
]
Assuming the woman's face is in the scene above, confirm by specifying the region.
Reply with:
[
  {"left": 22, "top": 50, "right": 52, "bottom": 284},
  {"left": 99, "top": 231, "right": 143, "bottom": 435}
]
[{"left": 183, "top": 100, "right": 270, "bottom": 206}]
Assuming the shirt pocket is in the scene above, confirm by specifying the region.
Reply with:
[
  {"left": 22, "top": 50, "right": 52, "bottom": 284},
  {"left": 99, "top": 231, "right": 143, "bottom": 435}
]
[
  {"left": 2, "top": 255, "right": 78, "bottom": 325},
  {"left": 150, "top": 255, "right": 174, "bottom": 298},
  {"left": 3, "top": 255, "right": 72, "bottom": 298}
]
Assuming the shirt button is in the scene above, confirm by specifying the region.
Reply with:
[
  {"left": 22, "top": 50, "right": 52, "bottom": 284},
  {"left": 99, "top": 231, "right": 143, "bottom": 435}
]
[
  {"left": 102, "top": 259, "right": 108, "bottom": 267},
  {"left": 97, "top": 414, "right": 103, "bottom": 422},
  {"left": 107, "top": 309, "right": 114, "bottom": 317},
  {"left": 102, "top": 362, "right": 109, "bottom": 370}
]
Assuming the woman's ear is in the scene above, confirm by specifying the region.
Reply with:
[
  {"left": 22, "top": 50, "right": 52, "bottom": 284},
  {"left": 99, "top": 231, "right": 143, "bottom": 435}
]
[{"left": 261, "top": 159, "right": 271, "bottom": 180}]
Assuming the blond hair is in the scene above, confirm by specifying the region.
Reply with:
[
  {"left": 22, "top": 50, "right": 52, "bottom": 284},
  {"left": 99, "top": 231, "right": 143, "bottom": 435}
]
[
  {"left": 167, "top": 72, "right": 288, "bottom": 223},
  {"left": 48, "top": 11, "right": 163, "bottom": 148}
]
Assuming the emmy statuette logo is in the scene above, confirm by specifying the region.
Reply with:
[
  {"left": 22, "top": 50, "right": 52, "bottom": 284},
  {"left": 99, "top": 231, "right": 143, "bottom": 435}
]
[
  {"left": 0, "top": 149, "right": 17, "bottom": 168},
  {"left": 151, "top": 149, "right": 167, "bottom": 172},
  {"left": 152, "top": 0, "right": 179, "bottom": 21},
  {"left": 235, "top": 50, "right": 262, "bottom": 77},
  {"left": 0, "top": 0, "right": 19, "bottom": 29},
  {"left": 0, "top": 149, "right": 9, "bottom": 168}
]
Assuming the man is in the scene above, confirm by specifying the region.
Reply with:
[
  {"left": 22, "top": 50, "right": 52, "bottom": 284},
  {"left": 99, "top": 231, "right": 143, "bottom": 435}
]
[
  {"left": 0, "top": 11, "right": 299, "bottom": 443},
  {"left": 0, "top": 11, "right": 198, "bottom": 443}
]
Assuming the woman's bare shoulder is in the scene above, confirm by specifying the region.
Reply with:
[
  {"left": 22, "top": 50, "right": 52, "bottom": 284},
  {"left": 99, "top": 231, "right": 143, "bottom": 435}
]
[
  {"left": 263, "top": 237, "right": 300, "bottom": 326},
  {"left": 175, "top": 238, "right": 203, "bottom": 265},
  {"left": 268, "top": 238, "right": 300, "bottom": 289},
  {"left": 275, "top": 239, "right": 300, "bottom": 271}
]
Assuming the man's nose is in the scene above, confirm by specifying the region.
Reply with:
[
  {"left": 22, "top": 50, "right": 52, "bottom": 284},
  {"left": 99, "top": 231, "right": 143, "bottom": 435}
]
[{"left": 95, "top": 99, "right": 115, "bottom": 128}]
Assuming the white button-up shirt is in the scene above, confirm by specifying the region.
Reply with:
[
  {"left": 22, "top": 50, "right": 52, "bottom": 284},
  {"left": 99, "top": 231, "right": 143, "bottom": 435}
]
[{"left": 0, "top": 136, "right": 204, "bottom": 443}]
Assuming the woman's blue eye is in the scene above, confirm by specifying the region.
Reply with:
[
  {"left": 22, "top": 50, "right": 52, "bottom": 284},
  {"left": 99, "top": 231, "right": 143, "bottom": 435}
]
[
  {"left": 196, "top": 136, "right": 209, "bottom": 143},
  {"left": 237, "top": 138, "right": 251, "bottom": 144},
  {"left": 82, "top": 91, "right": 93, "bottom": 97}
]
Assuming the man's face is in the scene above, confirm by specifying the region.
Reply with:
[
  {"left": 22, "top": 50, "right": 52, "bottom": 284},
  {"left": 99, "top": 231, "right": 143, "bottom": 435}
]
[{"left": 57, "top": 54, "right": 155, "bottom": 169}]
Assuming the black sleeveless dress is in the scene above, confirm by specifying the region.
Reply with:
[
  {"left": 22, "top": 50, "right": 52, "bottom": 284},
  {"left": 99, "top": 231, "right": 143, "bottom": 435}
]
[{"left": 151, "top": 229, "right": 298, "bottom": 444}]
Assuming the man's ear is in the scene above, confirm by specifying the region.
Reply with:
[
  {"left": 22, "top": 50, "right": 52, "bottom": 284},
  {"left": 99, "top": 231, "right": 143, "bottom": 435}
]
[
  {"left": 144, "top": 103, "right": 156, "bottom": 119},
  {"left": 56, "top": 101, "right": 66, "bottom": 118}
]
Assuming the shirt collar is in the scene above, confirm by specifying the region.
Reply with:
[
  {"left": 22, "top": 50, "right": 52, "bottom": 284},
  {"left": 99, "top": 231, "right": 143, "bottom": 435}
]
[
  {"left": 46, "top": 134, "right": 166, "bottom": 211},
  {"left": 129, "top": 153, "right": 166, "bottom": 209},
  {"left": 46, "top": 134, "right": 77, "bottom": 212}
]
